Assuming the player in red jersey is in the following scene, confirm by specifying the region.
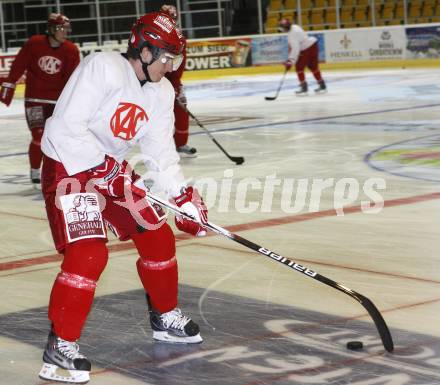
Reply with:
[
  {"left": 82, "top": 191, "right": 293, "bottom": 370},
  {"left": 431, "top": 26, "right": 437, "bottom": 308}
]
[
  {"left": 0, "top": 13, "right": 80, "bottom": 187},
  {"left": 161, "top": 4, "right": 197, "bottom": 158}
]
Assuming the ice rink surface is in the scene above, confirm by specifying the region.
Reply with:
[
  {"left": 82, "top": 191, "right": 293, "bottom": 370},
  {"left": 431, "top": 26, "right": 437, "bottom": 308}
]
[{"left": 1, "top": 68, "right": 440, "bottom": 384}]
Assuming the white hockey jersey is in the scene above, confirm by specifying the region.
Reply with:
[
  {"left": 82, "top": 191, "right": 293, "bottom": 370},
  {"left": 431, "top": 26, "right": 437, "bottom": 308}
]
[
  {"left": 42, "top": 52, "right": 185, "bottom": 198},
  {"left": 287, "top": 25, "right": 317, "bottom": 63}
]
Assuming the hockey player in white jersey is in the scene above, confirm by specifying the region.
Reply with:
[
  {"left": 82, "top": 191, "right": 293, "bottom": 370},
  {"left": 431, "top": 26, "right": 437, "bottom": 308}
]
[
  {"left": 38, "top": 12, "right": 208, "bottom": 384},
  {"left": 279, "top": 18, "right": 327, "bottom": 95}
]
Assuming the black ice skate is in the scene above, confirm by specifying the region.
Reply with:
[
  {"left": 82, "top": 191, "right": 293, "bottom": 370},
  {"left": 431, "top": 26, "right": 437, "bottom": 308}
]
[
  {"left": 177, "top": 145, "right": 197, "bottom": 158},
  {"left": 150, "top": 308, "right": 203, "bottom": 344},
  {"left": 314, "top": 80, "right": 327, "bottom": 94},
  {"left": 30, "top": 168, "right": 41, "bottom": 189},
  {"left": 38, "top": 330, "right": 91, "bottom": 384},
  {"left": 295, "top": 82, "right": 308, "bottom": 96}
]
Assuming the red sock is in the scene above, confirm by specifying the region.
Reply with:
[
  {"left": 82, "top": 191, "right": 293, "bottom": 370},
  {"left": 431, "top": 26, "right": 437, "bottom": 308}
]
[
  {"left": 29, "top": 129, "right": 43, "bottom": 169},
  {"left": 173, "top": 102, "right": 190, "bottom": 148},
  {"left": 49, "top": 240, "right": 108, "bottom": 341},
  {"left": 312, "top": 70, "right": 323, "bottom": 82},
  {"left": 133, "top": 224, "right": 178, "bottom": 313},
  {"left": 49, "top": 271, "right": 96, "bottom": 341}
]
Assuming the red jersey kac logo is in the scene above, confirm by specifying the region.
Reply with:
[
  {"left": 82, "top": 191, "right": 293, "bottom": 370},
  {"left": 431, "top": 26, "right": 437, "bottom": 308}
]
[
  {"left": 38, "top": 55, "right": 62, "bottom": 74},
  {"left": 110, "top": 102, "right": 148, "bottom": 140}
]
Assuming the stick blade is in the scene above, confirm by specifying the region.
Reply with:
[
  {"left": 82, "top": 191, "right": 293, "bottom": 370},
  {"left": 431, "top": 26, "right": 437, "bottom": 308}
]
[
  {"left": 319, "top": 275, "right": 394, "bottom": 353},
  {"left": 233, "top": 157, "right": 245, "bottom": 165},
  {"left": 265, "top": 96, "right": 277, "bottom": 101},
  {"left": 358, "top": 293, "right": 394, "bottom": 352}
]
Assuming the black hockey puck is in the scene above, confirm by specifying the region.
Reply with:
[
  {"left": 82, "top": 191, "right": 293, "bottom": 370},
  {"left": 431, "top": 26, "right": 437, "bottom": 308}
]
[{"left": 346, "top": 341, "right": 363, "bottom": 350}]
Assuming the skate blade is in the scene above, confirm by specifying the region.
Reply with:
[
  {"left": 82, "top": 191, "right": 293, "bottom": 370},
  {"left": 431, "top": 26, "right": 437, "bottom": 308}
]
[
  {"left": 178, "top": 152, "right": 198, "bottom": 159},
  {"left": 295, "top": 93, "right": 308, "bottom": 96},
  {"left": 153, "top": 331, "right": 203, "bottom": 344},
  {"left": 39, "top": 363, "right": 90, "bottom": 384},
  {"left": 315, "top": 89, "right": 327, "bottom": 94}
]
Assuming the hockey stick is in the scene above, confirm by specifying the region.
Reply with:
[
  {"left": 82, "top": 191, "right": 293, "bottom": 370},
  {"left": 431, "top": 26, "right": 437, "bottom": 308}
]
[
  {"left": 265, "top": 68, "right": 288, "bottom": 101},
  {"left": 145, "top": 192, "right": 394, "bottom": 353},
  {"left": 179, "top": 101, "right": 245, "bottom": 165}
]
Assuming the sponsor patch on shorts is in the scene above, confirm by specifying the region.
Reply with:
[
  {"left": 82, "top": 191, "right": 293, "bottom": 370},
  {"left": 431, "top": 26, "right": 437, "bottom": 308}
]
[
  {"left": 59, "top": 193, "right": 106, "bottom": 243},
  {"left": 25, "top": 106, "right": 44, "bottom": 128}
]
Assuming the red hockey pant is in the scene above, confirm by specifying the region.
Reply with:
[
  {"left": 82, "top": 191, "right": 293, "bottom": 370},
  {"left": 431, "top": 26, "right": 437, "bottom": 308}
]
[
  {"left": 42, "top": 157, "right": 178, "bottom": 341},
  {"left": 295, "top": 43, "right": 323, "bottom": 84}
]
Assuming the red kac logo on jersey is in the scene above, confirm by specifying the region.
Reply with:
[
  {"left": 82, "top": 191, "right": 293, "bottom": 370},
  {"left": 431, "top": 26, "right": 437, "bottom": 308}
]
[
  {"left": 38, "top": 56, "right": 62, "bottom": 74},
  {"left": 110, "top": 102, "right": 148, "bottom": 140}
]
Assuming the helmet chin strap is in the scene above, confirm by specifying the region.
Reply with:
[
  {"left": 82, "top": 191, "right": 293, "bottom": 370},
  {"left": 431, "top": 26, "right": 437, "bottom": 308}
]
[
  {"left": 139, "top": 45, "right": 164, "bottom": 82},
  {"left": 141, "top": 60, "right": 152, "bottom": 82}
]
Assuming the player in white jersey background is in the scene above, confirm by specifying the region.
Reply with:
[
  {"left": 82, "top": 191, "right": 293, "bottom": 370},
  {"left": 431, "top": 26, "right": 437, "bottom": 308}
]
[
  {"left": 279, "top": 18, "right": 327, "bottom": 95},
  {"left": 38, "top": 11, "right": 208, "bottom": 384}
]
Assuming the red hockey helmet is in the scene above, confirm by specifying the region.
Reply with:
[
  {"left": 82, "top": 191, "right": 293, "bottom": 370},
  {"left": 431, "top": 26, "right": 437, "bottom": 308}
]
[
  {"left": 129, "top": 12, "right": 184, "bottom": 55},
  {"left": 48, "top": 13, "right": 70, "bottom": 28},
  {"left": 47, "top": 13, "right": 71, "bottom": 35},
  {"left": 160, "top": 4, "right": 178, "bottom": 21},
  {"left": 278, "top": 18, "right": 292, "bottom": 32}
]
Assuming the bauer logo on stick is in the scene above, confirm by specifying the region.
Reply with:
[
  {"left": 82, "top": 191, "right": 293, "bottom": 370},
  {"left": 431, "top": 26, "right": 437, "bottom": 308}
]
[{"left": 258, "top": 247, "right": 317, "bottom": 277}]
